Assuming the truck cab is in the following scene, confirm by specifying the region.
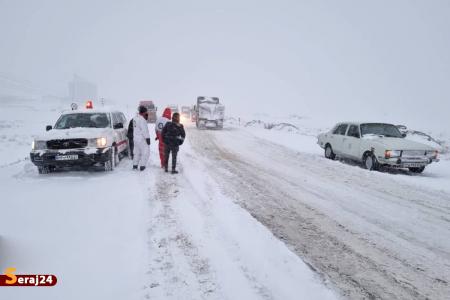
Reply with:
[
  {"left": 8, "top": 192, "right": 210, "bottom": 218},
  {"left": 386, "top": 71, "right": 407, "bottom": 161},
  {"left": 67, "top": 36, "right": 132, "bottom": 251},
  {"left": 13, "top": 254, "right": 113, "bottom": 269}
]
[{"left": 195, "top": 96, "right": 225, "bottom": 129}]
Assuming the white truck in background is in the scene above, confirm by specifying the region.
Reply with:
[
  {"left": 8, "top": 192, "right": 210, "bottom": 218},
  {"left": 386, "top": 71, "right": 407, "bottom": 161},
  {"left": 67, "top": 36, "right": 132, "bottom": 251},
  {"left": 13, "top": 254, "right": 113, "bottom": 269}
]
[{"left": 195, "top": 96, "right": 225, "bottom": 129}]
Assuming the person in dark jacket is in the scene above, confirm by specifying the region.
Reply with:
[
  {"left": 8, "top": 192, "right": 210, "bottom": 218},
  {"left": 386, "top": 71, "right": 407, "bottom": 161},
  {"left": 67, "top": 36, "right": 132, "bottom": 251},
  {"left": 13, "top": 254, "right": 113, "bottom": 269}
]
[
  {"left": 161, "top": 112, "right": 185, "bottom": 174},
  {"left": 127, "top": 118, "right": 134, "bottom": 159}
]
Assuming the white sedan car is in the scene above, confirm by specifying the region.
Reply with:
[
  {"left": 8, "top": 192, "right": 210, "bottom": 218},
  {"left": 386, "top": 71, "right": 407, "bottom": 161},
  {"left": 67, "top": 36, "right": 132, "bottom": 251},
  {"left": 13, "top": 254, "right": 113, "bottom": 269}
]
[{"left": 317, "top": 122, "right": 439, "bottom": 173}]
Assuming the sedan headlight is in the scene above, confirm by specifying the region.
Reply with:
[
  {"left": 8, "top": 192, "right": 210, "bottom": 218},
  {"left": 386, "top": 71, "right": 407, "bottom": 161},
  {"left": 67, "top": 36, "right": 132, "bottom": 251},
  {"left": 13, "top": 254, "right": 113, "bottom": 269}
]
[
  {"left": 32, "top": 140, "right": 47, "bottom": 150},
  {"left": 88, "top": 137, "right": 107, "bottom": 148},
  {"left": 385, "top": 150, "right": 401, "bottom": 158}
]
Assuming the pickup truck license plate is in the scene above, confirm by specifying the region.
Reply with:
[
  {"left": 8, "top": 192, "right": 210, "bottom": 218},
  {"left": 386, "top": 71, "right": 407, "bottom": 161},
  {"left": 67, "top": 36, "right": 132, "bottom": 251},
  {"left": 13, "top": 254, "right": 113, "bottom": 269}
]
[
  {"left": 55, "top": 155, "right": 78, "bottom": 161},
  {"left": 404, "top": 163, "right": 425, "bottom": 168}
]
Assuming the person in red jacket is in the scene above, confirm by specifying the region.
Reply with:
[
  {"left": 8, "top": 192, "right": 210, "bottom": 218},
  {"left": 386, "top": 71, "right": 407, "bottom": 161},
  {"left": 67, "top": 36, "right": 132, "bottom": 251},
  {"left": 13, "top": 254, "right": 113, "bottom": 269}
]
[{"left": 155, "top": 107, "right": 172, "bottom": 168}]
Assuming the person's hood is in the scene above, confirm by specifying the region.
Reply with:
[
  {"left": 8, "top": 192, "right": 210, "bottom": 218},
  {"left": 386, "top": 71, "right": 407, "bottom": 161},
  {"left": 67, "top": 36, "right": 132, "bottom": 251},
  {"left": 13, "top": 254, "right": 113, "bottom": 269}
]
[{"left": 162, "top": 108, "right": 172, "bottom": 119}]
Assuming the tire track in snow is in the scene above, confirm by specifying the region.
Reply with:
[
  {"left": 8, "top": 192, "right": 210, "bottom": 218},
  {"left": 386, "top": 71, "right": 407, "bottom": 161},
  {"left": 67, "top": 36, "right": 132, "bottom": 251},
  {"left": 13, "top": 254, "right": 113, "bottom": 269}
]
[
  {"left": 144, "top": 164, "right": 219, "bottom": 300},
  {"left": 180, "top": 150, "right": 276, "bottom": 300}
]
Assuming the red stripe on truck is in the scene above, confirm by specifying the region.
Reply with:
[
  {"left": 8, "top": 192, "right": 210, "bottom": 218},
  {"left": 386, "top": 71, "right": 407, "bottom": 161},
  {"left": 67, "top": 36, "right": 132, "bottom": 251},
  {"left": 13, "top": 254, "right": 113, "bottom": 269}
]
[{"left": 116, "top": 140, "right": 127, "bottom": 147}]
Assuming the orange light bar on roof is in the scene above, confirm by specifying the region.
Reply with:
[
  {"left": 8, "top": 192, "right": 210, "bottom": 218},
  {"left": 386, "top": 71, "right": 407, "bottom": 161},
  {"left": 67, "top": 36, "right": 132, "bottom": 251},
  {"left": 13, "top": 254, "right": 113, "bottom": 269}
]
[{"left": 86, "top": 100, "right": 93, "bottom": 109}]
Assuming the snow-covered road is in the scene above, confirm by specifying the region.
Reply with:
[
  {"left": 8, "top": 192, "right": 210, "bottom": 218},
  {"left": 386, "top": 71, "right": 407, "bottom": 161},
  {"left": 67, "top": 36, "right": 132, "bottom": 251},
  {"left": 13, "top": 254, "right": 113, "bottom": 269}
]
[
  {"left": 143, "top": 130, "right": 336, "bottom": 300},
  {"left": 187, "top": 126, "right": 450, "bottom": 299}
]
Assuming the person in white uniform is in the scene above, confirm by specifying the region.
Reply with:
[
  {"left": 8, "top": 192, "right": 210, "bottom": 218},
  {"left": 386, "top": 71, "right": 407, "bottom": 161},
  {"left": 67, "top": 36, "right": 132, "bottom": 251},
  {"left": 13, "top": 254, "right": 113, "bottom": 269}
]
[{"left": 132, "top": 106, "right": 151, "bottom": 171}]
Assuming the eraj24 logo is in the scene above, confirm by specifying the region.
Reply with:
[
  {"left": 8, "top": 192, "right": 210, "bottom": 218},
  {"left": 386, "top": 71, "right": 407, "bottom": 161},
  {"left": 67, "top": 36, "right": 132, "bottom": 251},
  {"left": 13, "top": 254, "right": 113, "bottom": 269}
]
[{"left": 0, "top": 268, "right": 57, "bottom": 287}]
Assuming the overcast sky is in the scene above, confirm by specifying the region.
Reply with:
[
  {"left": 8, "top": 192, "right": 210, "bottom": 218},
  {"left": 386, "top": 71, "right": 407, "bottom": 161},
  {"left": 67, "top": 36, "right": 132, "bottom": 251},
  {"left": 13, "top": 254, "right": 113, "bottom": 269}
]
[{"left": 1, "top": 0, "right": 449, "bottom": 130}]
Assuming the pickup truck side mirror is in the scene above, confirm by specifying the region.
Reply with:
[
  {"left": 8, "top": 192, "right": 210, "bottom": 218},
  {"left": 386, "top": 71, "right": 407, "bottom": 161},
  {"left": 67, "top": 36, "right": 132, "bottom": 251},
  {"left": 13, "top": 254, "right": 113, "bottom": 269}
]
[
  {"left": 114, "top": 123, "right": 124, "bottom": 129},
  {"left": 402, "top": 133, "right": 407, "bottom": 138},
  {"left": 46, "top": 125, "right": 52, "bottom": 131}
]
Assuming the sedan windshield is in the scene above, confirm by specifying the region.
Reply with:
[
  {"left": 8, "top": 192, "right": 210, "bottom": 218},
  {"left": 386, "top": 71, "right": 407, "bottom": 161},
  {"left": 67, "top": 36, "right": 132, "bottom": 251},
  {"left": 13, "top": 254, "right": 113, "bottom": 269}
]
[
  {"left": 54, "top": 113, "right": 111, "bottom": 129},
  {"left": 360, "top": 123, "right": 403, "bottom": 138}
]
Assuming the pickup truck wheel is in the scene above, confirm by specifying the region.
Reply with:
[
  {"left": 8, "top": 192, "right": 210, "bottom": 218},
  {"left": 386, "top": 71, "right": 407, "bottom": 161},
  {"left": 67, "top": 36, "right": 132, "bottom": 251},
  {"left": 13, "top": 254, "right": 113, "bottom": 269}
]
[
  {"left": 363, "top": 153, "right": 379, "bottom": 171},
  {"left": 325, "top": 144, "right": 336, "bottom": 160},
  {"left": 104, "top": 148, "right": 115, "bottom": 171},
  {"left": 38, "top": 166, "right": 51, "bottom": 174},
  {"left": 113, "top": 146, "right": 119, "bottom": 166},
  {"left": 409, "top": 166, "right": 425, "bottom": 173}
]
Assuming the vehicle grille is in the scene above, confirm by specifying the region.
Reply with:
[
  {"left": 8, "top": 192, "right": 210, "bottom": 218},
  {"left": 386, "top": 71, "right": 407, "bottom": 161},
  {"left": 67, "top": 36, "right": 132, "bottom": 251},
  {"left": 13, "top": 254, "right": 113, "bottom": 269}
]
[
  {"left": 402, "top": 150, "right": 426, "bottom": 158},
  {"left": 46, "top": 139, "right": 88, "bottom": 149}
]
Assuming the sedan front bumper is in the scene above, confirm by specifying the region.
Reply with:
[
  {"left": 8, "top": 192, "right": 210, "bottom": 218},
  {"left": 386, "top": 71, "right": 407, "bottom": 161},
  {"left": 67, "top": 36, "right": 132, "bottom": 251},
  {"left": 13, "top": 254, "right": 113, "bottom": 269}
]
[{"left": 378, "top": 157, "right": 438, "bottom": 168}]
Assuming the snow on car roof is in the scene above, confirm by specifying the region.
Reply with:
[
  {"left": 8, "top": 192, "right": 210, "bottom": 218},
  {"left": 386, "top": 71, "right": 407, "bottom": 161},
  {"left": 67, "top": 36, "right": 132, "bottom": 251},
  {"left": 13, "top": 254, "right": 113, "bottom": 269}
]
[
  {"left": 337, "top": 121, "right": 397, "bottom": 126},
  {"left": 60, "top": 108, "right": 122, "bottom": 115}
]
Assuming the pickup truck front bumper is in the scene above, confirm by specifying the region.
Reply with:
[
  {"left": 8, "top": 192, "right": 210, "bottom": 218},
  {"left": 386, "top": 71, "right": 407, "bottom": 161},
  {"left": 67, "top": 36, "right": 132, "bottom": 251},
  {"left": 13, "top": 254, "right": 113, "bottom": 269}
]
[{"left": 30, "top": 147, "right": 112, "bottom": 169}]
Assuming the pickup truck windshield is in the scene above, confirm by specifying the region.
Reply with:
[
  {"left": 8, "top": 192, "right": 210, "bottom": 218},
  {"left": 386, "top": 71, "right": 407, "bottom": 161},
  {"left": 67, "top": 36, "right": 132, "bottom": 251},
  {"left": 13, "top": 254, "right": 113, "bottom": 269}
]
[
  {"left": 54, "top": 113, "right": 111, "bottom": 129},
  {"left": 360, "top": 123, "right": 403, "bottom": 138}
]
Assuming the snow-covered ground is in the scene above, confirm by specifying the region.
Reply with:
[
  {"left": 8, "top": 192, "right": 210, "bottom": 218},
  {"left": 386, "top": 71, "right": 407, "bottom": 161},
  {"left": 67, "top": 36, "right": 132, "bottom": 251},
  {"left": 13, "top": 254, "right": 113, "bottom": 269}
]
[
  {"left": 0, "top": 98, "right": 148, "bottom": 299},
  {"left": 0, "top": 98, "right": 337, "bottom": 299},
  {"left": 188, "top": 120, "right": 450, "bottom": 299},
  {"left": 1, "top": 95, "right": 450, "bottom": 299}
]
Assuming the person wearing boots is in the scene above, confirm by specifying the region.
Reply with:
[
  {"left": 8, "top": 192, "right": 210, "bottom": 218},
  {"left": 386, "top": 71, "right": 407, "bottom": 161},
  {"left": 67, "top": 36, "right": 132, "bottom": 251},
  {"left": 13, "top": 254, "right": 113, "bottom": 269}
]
[
  {"left": 161, "top": 112, "right": 185, "bottom": 174},
  {"left": 155, "top": 107, "right": 172, "bottom": 168},
  {"left": 132, "top": 106, "right": 151, "bottom": 171}
]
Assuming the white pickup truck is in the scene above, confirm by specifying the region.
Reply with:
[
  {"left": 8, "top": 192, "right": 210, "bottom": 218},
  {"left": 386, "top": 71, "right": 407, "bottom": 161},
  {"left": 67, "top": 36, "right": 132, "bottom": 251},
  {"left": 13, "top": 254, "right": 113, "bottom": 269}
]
[
  {"left": 30, "top": 105, "right": 129, "bottom": 173},
  {"left": 317, "top": 122, "right": 439, "bottom": 173}
]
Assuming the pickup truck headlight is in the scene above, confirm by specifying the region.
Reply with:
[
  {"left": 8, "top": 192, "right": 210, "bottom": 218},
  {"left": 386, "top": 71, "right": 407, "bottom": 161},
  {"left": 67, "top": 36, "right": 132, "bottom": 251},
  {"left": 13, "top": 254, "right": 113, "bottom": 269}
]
[
  {"left": 32, "top": 140, "right": 47, "bottom": 150},
  {"left": 385, "top": 150, "right": 401, "bottom": 158},
  {"left": 88, "top": 137, "right": 107, "bottom": 148}
]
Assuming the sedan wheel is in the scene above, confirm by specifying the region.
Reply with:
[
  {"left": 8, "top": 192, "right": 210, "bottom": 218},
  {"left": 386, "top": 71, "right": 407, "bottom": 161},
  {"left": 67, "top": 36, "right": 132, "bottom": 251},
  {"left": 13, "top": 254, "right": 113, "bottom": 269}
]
[
  {"left": 364, "top": 153, "right": 378, "bottom": 171},
  {"left": 325, "top": 145, "right": 336, "bottom": 160}
]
